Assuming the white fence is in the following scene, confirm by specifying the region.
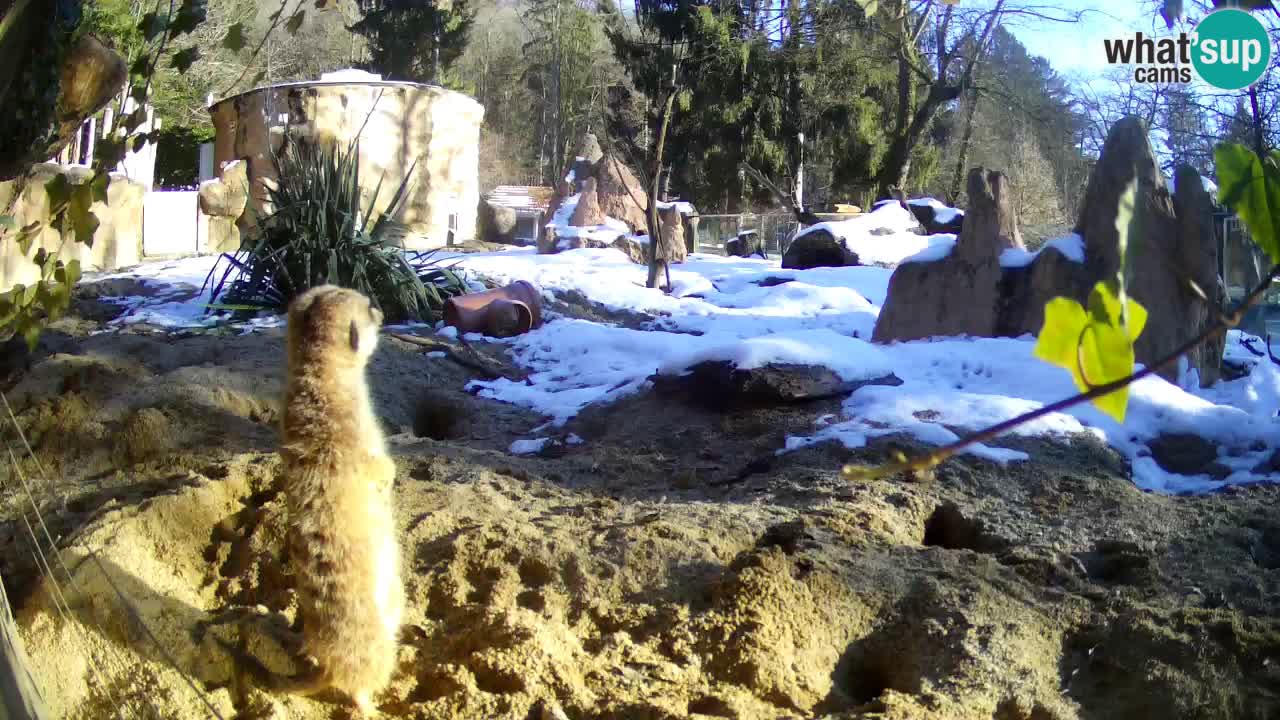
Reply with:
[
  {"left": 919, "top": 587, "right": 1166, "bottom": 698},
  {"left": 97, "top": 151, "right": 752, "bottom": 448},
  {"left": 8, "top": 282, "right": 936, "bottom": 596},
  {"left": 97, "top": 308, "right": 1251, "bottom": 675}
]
[{"left": 142, "top": 191, "right": 210, "bottom": 257}]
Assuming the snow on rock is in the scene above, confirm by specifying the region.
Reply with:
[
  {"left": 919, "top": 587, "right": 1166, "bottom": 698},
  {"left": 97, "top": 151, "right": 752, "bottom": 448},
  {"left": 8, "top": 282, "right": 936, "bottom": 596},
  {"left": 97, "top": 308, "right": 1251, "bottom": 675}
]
[
  {"left": 509, "top": 437, "right": 552, "bottom": 455},
  {"left": 548, "top": 193, "right": 632, "bottom": 244},
  {"left": 792, "top": 201, "right": 953, "bottom": 267},
  {"left": 1000, "top": 233, "right": 1086, "bottom": 268},
  {"left": 906, "top": 197, "right": 963, "bottom": 224},
  {"left": 657, "top": 329, "right": 894, "bottom": 382},
  {"left": 901, "top": 235, "right": 956, "bottom": 264}
]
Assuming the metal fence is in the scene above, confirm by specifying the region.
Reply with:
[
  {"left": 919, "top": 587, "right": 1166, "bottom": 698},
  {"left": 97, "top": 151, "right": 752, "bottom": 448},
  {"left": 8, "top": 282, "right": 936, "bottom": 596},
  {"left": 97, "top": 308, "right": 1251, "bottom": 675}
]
[{"left": 691, "top": 212, "right": 857, "bottom": 257}]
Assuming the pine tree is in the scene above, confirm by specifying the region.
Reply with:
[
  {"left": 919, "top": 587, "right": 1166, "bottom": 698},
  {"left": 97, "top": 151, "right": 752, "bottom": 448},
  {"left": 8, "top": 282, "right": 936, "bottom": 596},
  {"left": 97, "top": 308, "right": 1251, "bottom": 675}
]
[{"left": 351, "top": 0, "right": 475, "bottom": 85}]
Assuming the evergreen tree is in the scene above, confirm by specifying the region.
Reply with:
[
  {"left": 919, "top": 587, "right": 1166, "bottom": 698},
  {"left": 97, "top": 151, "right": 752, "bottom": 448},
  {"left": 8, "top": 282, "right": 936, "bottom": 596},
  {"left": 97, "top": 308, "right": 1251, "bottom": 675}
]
[{"left": 351, "top": 0, "right": 475, "bottom": 85}]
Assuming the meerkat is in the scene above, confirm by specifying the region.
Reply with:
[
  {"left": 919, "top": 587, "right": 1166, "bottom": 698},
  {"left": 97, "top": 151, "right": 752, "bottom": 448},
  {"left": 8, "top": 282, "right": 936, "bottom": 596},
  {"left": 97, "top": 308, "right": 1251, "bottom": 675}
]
[{"left": 203, "top": 285, "right": 404, "bottom": 716}]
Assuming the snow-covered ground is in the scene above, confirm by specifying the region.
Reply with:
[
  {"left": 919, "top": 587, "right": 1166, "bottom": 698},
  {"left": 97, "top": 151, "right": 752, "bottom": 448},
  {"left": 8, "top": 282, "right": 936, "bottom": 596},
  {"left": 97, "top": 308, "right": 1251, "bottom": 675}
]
[{"left": 88, "top": 211, "right": 1280, "bottom": 495}]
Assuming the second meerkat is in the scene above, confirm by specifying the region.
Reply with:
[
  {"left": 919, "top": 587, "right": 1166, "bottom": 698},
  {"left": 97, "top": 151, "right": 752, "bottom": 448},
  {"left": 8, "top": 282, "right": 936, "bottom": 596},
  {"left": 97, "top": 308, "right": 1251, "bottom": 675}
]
[{"left": 229, "top": 285, "right": 403, "bottom": 715}]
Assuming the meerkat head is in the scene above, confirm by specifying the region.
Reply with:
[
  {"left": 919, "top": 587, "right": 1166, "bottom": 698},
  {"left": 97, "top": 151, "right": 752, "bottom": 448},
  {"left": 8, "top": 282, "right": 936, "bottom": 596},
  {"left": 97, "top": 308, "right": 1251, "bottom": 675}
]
[{"left": 286, "top": 285, "right": 384, "bottom": 372}]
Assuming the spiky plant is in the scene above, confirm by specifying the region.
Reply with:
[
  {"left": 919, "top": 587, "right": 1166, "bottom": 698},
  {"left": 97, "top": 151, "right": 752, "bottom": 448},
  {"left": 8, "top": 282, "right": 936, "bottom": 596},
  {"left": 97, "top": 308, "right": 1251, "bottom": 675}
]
[{"left": 205, "top": 138, "right": 469, "bottom": 323}]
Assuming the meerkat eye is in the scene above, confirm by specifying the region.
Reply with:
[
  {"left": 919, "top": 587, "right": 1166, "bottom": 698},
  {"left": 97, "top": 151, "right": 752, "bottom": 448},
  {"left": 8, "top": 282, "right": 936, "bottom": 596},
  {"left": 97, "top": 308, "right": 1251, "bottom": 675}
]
[{"left": 349, "top": 320, "right": 360, "bottom": 352}]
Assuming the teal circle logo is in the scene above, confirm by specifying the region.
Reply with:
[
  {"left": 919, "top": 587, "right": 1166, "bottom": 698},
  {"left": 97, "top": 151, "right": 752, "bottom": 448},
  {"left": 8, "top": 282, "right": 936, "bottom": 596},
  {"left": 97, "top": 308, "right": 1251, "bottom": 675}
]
[{"left": 1191, "top": 9, "right": 1272, "bottom": 90}]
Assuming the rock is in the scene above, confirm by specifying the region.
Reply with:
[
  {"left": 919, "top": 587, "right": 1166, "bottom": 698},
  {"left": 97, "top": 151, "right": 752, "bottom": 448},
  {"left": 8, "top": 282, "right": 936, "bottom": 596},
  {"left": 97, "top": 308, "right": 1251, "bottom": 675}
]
[
  {"left": 595, "top": 154, "right": 649, "bottom": 234},
  {"left": 781, "top": 229, "right": 859, "bottom": 270},
  {"left": 907, "top": 202, "right": 964, "bottom": 235},
  {"left": 725, "top": 232, "right": 762, "bottom": 258},
  {"left": 1174, "top": 165, "right": 1222, "bottom": 387},
  {"left": 537, "top": 224, "right": 559, "bottom": 255},
  {"left": 575, "top": 133, "right": 605, "bottom": 165},
  {"left": 996, "top": 244, "right": 1090, "bottom": 338},
  {"left": 610, "top": 235, "right": 648, "bottom": 264},
  {"left": 657, "top": 205, "right": 687, "bottom": 264},
  {"left": 872, "top": 169, "right": 1013, "bottom": 343},
  {"left": 477, "top": 199, "right": 518, "bottom": 245},
  {"left": 654, "top": 361, "right": 902, "bottom": 410},
  {"left": 1071, "top": 118, "right": 1219, "bottom": 384},
  {"left": 198, "top": 161, "right": 250, "bottom": 217},
  {"left": 569, "top": 177, "right": 606, "bottom": 227},
  {"left": 1148, "top": 433, "right": 1220, "bottom": 476},
  {"left": 57, "top": 35, "right": 127, "bottom": 137}
]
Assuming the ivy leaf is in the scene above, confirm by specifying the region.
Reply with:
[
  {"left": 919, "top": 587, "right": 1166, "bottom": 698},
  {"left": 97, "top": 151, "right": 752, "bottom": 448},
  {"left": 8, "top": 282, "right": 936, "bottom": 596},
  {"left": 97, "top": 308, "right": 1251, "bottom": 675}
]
[
  {"left": 222, "top": 23, "right": 247, "bottom": 52},
  {"left": 1215, "top": 143, "right": 1280, "bottom": 262},
  {"left": 69, "top": 184, "right": 100, "bottom": 247},
  {"left": 19, "top": 318, "right": 41, "bottom": 353},
  {"left": 1034, "top": 282, "right": 1148, "bottom": 423},
  {"left": 17, "top": 222, "right": 41, "bottom": 255},
  {"left": 45, "top": 173, "right": 72, "bottom": 213},
  {"left": 170, "top": 0, "right": 209, "bottom": 36},
  {"left": 0, "top": 215, "right": 15, "bottom": 231},
  {"left": 139, "top": 11, "right": 167, "bottom": 40},
  {"left": 172, "top": 47, "right": 201, "bottom": 74},
  {"left": 129, "top": 56, "right": 150, "bottom": 79},
  {"left": 90, "top": 171, "right": 110, "bottom": 205},
  {"left": 286, "top": 9, "right": 306, "bottom": 34}
]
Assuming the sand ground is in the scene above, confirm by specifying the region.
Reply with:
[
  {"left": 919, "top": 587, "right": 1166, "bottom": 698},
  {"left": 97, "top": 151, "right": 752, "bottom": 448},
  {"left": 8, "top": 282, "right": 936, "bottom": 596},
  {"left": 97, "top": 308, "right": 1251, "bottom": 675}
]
[{"left": 2, "top": 284, "right": 1279, "bottom": 720}]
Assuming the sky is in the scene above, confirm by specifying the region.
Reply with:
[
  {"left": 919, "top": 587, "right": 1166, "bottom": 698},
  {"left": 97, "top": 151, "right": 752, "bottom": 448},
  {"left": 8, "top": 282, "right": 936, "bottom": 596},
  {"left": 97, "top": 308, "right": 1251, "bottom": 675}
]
[{"left": 1004, "top": 1, "right": 1154, "bottom": 78}]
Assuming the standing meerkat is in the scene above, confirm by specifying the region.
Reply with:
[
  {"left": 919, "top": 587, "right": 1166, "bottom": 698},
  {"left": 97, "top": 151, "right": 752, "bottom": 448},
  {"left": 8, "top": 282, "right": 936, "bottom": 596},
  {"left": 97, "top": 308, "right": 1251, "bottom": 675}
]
[{"left": 203, "top": 285, "right": 404, "bottom": 716}]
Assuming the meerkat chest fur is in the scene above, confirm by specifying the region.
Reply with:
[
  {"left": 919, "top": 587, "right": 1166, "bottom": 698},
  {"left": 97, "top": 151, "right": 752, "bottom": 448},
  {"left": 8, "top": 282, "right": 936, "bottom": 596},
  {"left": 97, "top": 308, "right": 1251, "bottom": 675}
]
[{"left": 278, "top": 285, "right": 404, "bottom": 703}]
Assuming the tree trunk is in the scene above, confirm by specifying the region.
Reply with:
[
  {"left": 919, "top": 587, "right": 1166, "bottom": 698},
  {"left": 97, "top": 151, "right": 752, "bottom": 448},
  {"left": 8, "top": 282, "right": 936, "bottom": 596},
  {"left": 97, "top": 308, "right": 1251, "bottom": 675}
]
[
  {"left": 947, "top": 79, "right": 981, "bottom": 204},
  {"left": 1248, "top": 85, "right": 1266, "bottom": 158},
  {"left": 646, "top": 76, "right": 678, "bottom": 290}
]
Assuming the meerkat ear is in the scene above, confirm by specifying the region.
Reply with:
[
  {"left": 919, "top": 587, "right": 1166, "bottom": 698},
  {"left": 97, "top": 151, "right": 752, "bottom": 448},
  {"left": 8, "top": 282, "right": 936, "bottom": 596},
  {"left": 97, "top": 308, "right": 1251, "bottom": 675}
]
[{"left": 349, "top": 320, "right": 360, "bottom": 352}]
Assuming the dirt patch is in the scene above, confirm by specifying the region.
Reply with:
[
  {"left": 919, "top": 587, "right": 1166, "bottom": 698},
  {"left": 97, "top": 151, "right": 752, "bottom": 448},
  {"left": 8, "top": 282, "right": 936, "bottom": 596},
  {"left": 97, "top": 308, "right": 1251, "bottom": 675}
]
[{"left": 6, "top": 310, "right": 1280, "bottom": 719}]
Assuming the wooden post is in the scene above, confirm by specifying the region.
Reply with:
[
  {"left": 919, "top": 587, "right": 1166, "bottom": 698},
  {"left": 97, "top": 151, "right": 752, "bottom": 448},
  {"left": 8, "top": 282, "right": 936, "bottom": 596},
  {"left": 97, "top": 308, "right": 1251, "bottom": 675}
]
[{"left": 0, "top": 578, "right": 48, "bottom": 720}]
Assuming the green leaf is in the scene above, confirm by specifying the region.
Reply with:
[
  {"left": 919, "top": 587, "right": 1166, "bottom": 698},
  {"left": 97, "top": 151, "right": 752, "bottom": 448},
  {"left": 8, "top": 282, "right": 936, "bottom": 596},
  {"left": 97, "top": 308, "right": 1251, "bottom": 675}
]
[
  {"left": 0, "top": 215, "right": 15, "bottom": 231},
  {"left": 171, "top": 47, "right": 201, "bottom": 74},
  {"left": 20, "top": 320, "right": 40, "bottom": 353},
  {"left": 90, "top": 171, "right": 110, "bottom": 205},
  {"left": 45, "top": 173, "right": 72, "bottom": 212},
  {"left": 170, "top": 0, "right": 208, "bottom": 35},
  {"left": 1215, "top": 143, "right": 1280, "bottom": 262},
  {"left": 139, "top": 11, "right": 166, "bottom": 41},
  {"left": 286, "top": 9, "right": 306, "bottom": 34},
  {"left": 222, "top": 23, "right": 247, "bottom": 51},
  {"left": 1034, "top": 281, "right": 1148, "bottom": 423},
  {"left": 65, "top": 259, "right": 82, "bottom": 286},
  {"left": 69, "top": 185, "right": 99, "bottom": 247},
  {"left": 1033, "top": 297, "right": 1089, "bottom": 373}
]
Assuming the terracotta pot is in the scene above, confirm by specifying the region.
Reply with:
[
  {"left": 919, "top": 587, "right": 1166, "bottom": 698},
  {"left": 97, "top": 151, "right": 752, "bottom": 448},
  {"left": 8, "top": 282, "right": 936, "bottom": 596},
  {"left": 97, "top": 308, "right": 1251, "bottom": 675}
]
[{"left": 443, "top": 280, "right": 544, "bottom": 338}]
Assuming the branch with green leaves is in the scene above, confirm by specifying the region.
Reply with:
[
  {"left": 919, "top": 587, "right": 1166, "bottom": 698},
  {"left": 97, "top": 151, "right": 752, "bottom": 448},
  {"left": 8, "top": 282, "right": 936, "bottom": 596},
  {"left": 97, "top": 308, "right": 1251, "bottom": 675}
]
[{"left": 844, "top": 142, "right": 1280, "bottom": 482}]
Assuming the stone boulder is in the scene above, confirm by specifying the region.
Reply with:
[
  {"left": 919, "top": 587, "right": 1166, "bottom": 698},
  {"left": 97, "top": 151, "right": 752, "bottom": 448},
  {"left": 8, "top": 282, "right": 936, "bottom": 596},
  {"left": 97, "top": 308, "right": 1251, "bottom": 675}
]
[
  {"left": 654, "top": 361, "right": 902, "bottom": 410},
  {"left": 657, "top": 205, "right": 687, "bottom": 264},
  {"left": 478, "top": 200, "right": 518, "bottom": 245},
  {"left": 908, "top": 201, "right": 965, "bottom": 235},
  {"left": 611, "top": 236, "right": 648, "bottom": 264},
  {"left": 872, "top": 169, "right": 1018, "bottom": 343},
  {"left": 871, "top": 116, "right": 1224, "bottom": 387},
  {"left": 569, "top": 177, "right": 606, "bottom": 227},
  {"left": 595, "top": 155, "right": 649, "bottom": 234},
  {"left": 1007, "top": 118, "right": 1220, "bottom": 384},
  {"left": 781, "top": 229, "right": 859, "bottom": 270},
  {"left": 198, "top": 161, "right": 250, "bottom": 253},
  {"left": 726, "top": 231, "right": 763, "bottom": 258}
]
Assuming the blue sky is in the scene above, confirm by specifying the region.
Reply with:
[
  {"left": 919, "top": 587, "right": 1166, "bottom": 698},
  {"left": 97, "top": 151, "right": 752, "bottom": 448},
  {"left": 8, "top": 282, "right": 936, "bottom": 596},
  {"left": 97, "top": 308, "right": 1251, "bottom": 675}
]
[{"left": 1004, "top": 1, "right": 1156, "bottom": 77}]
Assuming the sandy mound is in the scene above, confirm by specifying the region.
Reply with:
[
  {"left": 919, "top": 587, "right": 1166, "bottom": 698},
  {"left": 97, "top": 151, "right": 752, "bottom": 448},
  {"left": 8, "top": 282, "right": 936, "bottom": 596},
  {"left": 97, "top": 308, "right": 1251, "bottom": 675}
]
[{"left": 4, "top": 312, "right": 1280, "bottom": 719}]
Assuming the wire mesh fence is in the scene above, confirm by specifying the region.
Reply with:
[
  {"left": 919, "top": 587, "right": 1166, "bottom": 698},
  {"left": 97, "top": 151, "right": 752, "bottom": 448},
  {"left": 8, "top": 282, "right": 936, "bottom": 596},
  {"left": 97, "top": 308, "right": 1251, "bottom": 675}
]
[{"left": 691, "top": 212, "right": 855, "bottom": 257}]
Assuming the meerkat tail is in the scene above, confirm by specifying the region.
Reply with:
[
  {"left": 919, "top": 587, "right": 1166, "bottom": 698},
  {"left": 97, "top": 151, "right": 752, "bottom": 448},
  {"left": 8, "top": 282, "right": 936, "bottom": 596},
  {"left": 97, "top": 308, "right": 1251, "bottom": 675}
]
[{"left": 212, "top": 637, "right": 330, "bottom": 697}]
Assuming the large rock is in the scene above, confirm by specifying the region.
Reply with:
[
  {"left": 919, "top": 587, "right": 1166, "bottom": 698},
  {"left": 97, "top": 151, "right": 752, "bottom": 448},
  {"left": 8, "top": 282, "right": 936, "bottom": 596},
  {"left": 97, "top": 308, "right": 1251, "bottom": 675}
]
[
  {"left": 595, "top": 154, "right": 649, "bottom": 234},
  {"left": 569, "top": 177, "right": 606, "bottom": 227},
  {"left": 872, "top": 169, "right": 1014, "bottom": 343},
  {"left": 478, "top": 199, "right": 518, "bottom": 244},
  {"left": 654, "top": 361, "right": 902, "bottom": 410},
  {"left": 0, "top": 165, "right": 143, "bottom": 292},
  {"left": 1055, "top": 118, "right": 1218, "bottom": 384},
  {"left": 781, "top": 229, "right": 859, "bottom": 270},
  {"left": 198, "top": 160, "right": 249, "bottom": 217},
  {"left": 908, "top": 201, "right": 964, "bottom": 235},
  {"left": 872, "top": 117, "right": 1225, "bottom": 386},
  {"left": 657, "top": 205, "right": 687, "bottom": 264}
]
